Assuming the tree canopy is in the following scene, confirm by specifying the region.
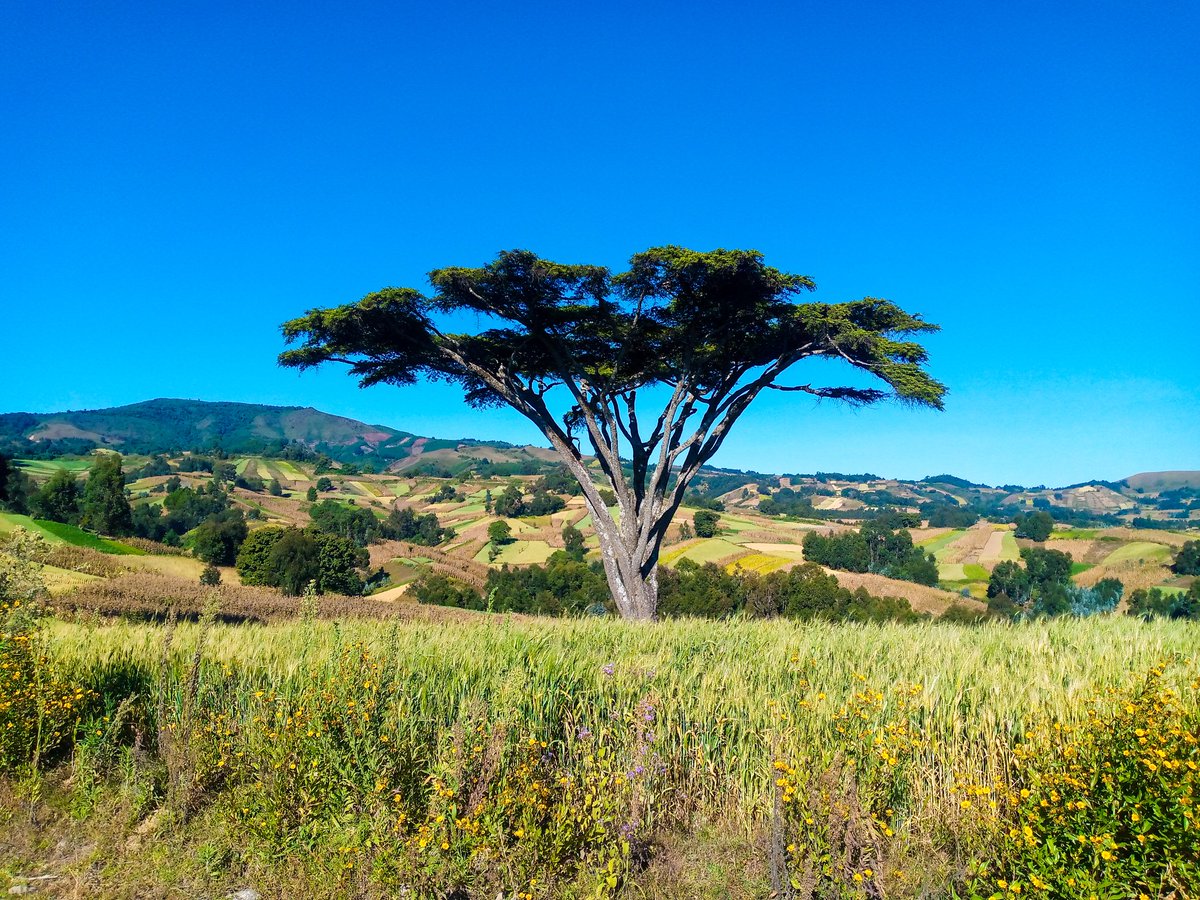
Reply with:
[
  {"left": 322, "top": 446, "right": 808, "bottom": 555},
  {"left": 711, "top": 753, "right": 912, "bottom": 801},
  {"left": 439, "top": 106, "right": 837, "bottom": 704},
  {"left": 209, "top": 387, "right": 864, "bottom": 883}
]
[{"left": 280, "top": 247, "right": 945, "bottom": 619}]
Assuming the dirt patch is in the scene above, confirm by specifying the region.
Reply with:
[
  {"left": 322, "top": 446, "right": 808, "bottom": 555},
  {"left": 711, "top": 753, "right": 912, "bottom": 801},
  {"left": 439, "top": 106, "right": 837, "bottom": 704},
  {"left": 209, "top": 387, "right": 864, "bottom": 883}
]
[
  {"left": 818, "top": 569, "right": 979, "bottom": 616},
  {"left": 939, "top": 525, "right": 992, "bottom": 564}
]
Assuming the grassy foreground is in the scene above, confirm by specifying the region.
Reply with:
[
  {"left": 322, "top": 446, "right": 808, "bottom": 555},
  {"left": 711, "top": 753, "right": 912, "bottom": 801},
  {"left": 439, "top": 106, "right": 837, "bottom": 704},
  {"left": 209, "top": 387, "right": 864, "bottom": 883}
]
[{"left": 3, "top": 610, "right": 1198, "bottom": 898}]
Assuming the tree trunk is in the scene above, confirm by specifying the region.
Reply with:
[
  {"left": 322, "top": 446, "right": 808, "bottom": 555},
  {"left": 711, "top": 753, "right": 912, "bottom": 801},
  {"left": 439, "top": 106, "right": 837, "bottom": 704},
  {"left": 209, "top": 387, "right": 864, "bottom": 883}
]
[{"left": 586, "top": 492, "right": 659, "bottom": 621}]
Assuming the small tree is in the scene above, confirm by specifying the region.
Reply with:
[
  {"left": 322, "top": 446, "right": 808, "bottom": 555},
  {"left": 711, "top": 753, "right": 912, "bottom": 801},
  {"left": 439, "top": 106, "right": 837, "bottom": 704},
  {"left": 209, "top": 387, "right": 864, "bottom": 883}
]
[
  {"left": 81, "top": 453, "right": 133, "bottom": 536},
  {"left": 562, "top": 523, "right": 586, "bottom": 561},
  {"left": 281, "top": 247, "right": 943, "bottom": 619},
  {"left": 31, "top": 468, "right": 82, "bottom": 524},
  {"left": 488, "top": 520, "right": 512, "bottom": 545},
  {"left": 693, "top": 509, "right": 721, "bottom": 538}
]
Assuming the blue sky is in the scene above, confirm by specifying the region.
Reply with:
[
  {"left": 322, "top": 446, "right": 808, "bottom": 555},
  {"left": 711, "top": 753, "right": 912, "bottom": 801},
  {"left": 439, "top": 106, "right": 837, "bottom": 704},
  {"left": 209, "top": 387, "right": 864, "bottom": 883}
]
[{"left": 1, "top": 0, "right": 1196, "bottom": 487}]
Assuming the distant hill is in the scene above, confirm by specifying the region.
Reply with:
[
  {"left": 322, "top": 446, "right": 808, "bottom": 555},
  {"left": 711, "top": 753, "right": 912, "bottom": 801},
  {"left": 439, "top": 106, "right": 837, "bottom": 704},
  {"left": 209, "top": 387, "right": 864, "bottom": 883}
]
[
  {"left": 0, "top": 398, "right": 558, "bottom": 473},
  {"left": 1123, "top": 471, "right": 1200, "bottom": 492}
]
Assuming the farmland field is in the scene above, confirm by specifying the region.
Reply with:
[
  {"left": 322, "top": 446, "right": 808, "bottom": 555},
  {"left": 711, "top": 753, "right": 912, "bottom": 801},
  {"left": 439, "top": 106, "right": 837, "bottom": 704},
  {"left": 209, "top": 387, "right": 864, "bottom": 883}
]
[
  {"left": 1101, "top": 540, "right": 1174, "bottom": 566},
  {"left": 660, "top": 537, "right": 745, "bottom": 567},
  {"left": 5, "top": 612, "right": 1196, "bottom": 898},
  {"left": 0, "top": 512, "right": 143, "bottom": 554},
  {"left": 474, "top": 538, "right": 554, "bottom": 565},
  {"left": 13, "top": 457, "right": 95, "bottom": 478}
]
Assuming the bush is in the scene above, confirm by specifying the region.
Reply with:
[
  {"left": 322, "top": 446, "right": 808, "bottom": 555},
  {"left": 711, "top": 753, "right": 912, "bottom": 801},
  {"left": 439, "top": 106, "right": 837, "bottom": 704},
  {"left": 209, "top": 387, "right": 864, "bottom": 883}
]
[{"left": 976, "top": 666, "right": 1200, "bottom": 896}]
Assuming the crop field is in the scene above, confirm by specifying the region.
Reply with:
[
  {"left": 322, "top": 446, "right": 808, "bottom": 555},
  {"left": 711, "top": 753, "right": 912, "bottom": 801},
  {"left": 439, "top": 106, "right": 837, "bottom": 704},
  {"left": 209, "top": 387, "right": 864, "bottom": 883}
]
[
  {"left": 660, "top": 537, "right": 745, "bottom": 567},
  {"left": 1101, "top": 541, "right": 1175, "bottom": 566},
  {"left": 269, "top": 459, "right": 309, "bottom": 482},
  {"left": 980, "top": 528, "right": 1020, "bottom": 562},
  {"left": 474, "top": 538, "right": 554, "bottom": 565},
  {"left": 917, "top": 528, "right": 965, "bottom": 554},
  {"left": 0, "top": 513, "right": 142, "bottom": 555},
  {"left": 5, "top": 613, "right": 1196, "bottom": 898},
  {"left": 13, "top": 457, "right": 95, "bottom": 478},
  {"left": 725, "top": 552, "right": 788, "bottom": 574}
]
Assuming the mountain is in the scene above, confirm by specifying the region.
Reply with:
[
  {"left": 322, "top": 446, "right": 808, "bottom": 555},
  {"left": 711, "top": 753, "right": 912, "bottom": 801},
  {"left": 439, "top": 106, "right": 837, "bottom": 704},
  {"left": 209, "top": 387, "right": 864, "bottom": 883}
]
[
  {"left": 0, "top": 399, "right": 558, "bottom": 473},
  {"left": 1123, "top": 471, "right": 1200, "bottom": 492}
]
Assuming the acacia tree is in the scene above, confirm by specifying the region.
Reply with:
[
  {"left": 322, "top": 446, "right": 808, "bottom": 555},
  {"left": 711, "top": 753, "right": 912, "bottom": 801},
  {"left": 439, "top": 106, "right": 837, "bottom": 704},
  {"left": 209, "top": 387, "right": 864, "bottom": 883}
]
[{"left": 280, "top": 247, "right": 944, "bottom": 620}]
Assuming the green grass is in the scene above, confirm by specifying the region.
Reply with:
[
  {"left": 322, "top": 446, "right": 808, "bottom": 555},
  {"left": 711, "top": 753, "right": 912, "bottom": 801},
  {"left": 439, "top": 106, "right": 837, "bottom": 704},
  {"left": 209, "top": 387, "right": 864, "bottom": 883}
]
[
  {"left": 13, "top": 457, "right": 95, "bottom": 480},
  {"left": 962, "top": 563, "right": 989, "bottom": 580},
  {"left": 1101, "top": 541, "right": 1174, "bottom": 566},
  {"left": 0, "top": 513, "right": 143, "bottom": 554},
  {"left": 939, "top": 562, "right": 968, "bottom": 582},
  {"left": 8, "top": 612, "right": 1199, "bottom": 898},
  {"left": 475, "top": 539, "right": 554, "bottom": 565},
  {"left": 1049, "top": 528, "right": 1099, "bottom": 540},
  {"left": 1071, "top": 562, "right": 1094, "bottom": 576},
  {"left": 271, "top": 460, "right": 308, "bottom": 481},
  {"left": 660, "top": 538, "right": 744, "bottom": 567},
  {"left": 918, "top": 529, "right": 965, "bottom": 555},
  {"left": 996, "top": 531, "right": 1020, "bottom": 561}
]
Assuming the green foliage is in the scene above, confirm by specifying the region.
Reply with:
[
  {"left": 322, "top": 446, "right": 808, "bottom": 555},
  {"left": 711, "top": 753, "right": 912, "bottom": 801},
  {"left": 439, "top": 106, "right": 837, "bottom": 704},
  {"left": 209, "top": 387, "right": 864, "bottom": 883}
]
[
  {"left": 0, "top": 529, "right": 94, "bottom": 771},
  {"left": 409, "top": 571, "right": 482, "bottom": 608},
  {"left": 562, "top": 524, "right": 586, "bottom": 561},
  {"left": 740, "top": 562, "right": 925, "bottom": 623},
  {"left": 308, "top": 499, "right": 380, "bottom": 547},
  {"left": 382, "top": 506, "right": 448, "bottom": 546},
  {"left": 133, "top": 483, "right": 232, "bottom": 544},
  {"left": 485, "top": 553, "right": 612, "bottom": 615},
  {"left": 235, "top": 526, "right": 369, "bottom": 595},
  {"left": 974, "top": 666, "right": 1200, "bottom": 897},
  {"left": 802, "top": 521, "right": 938, "bottom": 586},
  {"left": 81, "top": 453, "right": 133, "bottom": 536},
  {"left": 1068, "top": 577, "right": 1123, "bottom": 617},
  {"left": 190, "top": 510, "right": 249, "bottom": 566},
  {"left": 428, "top": 482, "right": 461, "bottom": 503},
  {"left": 306, "top": 486, "right": 318, "bottom": 502},
  {"left": 492, "top": 485, "right": 525, "bottom": 518},
  {"left": 757, "top": 487, "right": 813, "bottom": 518},
  {"left": 987, "top": 547, "right": 1110, "bottom": 619},
  {"left": 268, "top": 477, "right": 283, "bottom": 496},
  {"left": 692, "top": 509, "right": 721, "bottom": 538},
  {"left": 0, "top": 454, "right": 32, "bottom": 514},
  {"left": 315, "top": 476, "right": 334, "bottom": 492},
  {"left": 200, "top": 564, "right": 222, "bottom": 586},
  {"left": 1013, "top": 510, "right": 1055, "bottom": 541},
  {"left": 1127, "top": 581, "right": 1200, "bottom": 621},
  {"left": 30, "top": 467, "right": 82, "bottom": 524},
  {"left": 487, "top": 520, "right": 513, "bottom": 545},
  {"left": 534, "top": 468, "right": 582, "bottom": 496},
  {"left": 1172, "top": 539, "right": 1200, "bottom": 576},
  {"left": 279, "top": 247, "right": 945, "bottom": 620},
  {"left": 924, "top": 504, "right": 980, "bottom": 528}
]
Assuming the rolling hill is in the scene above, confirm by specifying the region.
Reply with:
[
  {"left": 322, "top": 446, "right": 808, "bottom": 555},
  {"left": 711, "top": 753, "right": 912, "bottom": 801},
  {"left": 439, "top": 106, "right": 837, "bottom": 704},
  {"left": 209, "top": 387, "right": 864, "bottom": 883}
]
[{"left": 0, "top": 398, "right": 558, "bottom": 473}]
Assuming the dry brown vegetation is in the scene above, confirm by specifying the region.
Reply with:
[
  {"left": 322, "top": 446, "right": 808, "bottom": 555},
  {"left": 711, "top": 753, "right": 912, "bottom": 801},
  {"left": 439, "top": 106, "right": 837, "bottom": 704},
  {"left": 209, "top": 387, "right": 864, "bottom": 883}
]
[
  {"left": 939, "top": 524, "right": 993, "bottom": 564},
  {"left": 817, "top": 568, "right": 980, "bottom": 616},
  {"left": 51, "top": 571, "right": 475, "bottom": 624}
]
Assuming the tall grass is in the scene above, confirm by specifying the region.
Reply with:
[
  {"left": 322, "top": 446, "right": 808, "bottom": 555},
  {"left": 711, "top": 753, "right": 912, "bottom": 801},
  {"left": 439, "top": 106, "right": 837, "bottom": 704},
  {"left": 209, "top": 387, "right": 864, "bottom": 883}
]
[
  {"left": 45, "top": 615, "right": 1197, "bottom": 801},
  {"left": 8, "top": 613, "right": 1198, "bottom": 897}
]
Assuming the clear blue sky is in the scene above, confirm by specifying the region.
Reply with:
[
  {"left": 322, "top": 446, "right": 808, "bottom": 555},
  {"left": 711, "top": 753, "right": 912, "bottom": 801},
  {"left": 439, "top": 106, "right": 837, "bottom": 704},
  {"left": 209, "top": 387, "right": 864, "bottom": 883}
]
[{"left": 2, "top": 0, "right": 1197, "bottom": 487}]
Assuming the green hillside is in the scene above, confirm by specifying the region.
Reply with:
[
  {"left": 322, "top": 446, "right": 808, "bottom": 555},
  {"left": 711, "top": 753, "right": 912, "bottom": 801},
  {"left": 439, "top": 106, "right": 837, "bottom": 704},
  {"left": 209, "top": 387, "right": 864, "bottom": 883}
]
[{"left": 0, "top": 398, "right": 556, "bottom": 472}]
